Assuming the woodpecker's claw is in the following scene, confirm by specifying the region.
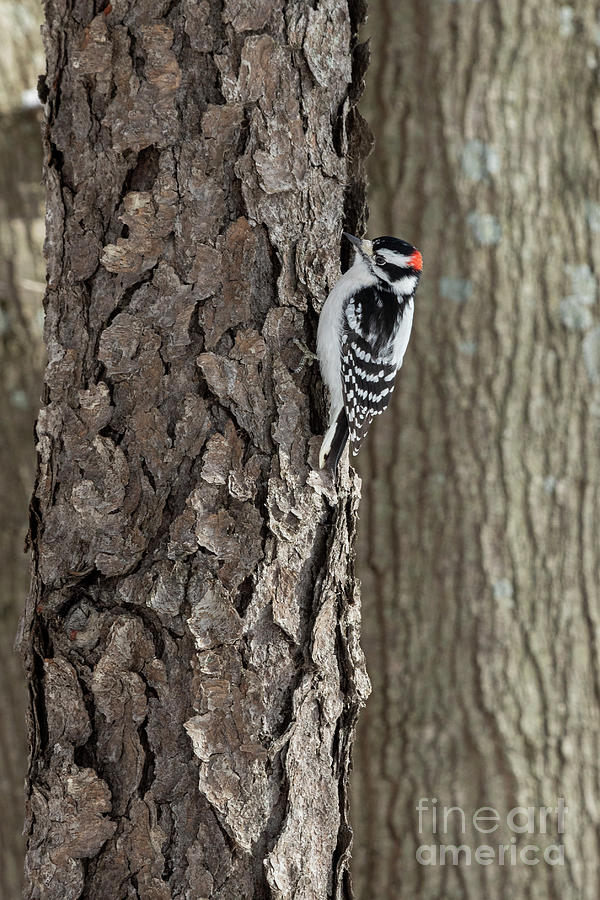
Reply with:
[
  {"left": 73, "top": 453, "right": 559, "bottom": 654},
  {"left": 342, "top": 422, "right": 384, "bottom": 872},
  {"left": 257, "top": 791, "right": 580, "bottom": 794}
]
[{"left": 291, "top": 338, "right": 318, "bottom": 374}]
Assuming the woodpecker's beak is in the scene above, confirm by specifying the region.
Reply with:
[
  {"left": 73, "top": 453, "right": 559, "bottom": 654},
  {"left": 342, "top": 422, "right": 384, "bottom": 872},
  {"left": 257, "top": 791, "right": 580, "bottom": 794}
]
[{"left": 342, "top": 232, "right": 373, "bottom": 260}]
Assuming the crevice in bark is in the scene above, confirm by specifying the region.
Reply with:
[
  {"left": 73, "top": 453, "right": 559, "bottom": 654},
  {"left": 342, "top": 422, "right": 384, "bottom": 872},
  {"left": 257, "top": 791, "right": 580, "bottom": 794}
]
[
  {"left": 29, "top": 646, "right": 49, "bottom": 762},
  {"left": 138, "top": 712, "right": 156, "bottom": 796},
  {"left": 234, "top": 573, "right": 254, "bottom": 617},
  {"left": 124, "top": 145, "right": 161, "bottom": 193}
]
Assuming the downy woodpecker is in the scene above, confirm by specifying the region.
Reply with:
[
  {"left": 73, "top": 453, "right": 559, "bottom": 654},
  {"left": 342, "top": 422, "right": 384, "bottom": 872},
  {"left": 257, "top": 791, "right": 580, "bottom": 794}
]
[{"left": 317, "top": 232, "right": 423, "bottom": 471}]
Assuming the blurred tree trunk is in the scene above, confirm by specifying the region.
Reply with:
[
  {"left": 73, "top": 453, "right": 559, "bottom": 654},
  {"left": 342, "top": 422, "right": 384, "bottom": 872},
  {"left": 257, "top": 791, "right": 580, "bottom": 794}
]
[
  {"left": 0, "top": 3, "right": 46, "bottom": 897},
  {"left": 21, "top": 2, "right": 370, "bottom": 897},
  {"left": 0, "top": 105, "right": 44, "bottom": 900},
  {"left": 352, "top": 2, "right": 600, "bottom": 898}
]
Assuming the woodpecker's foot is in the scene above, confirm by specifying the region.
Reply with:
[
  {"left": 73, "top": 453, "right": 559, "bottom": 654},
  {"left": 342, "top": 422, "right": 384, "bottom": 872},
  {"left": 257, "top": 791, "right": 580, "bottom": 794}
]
[{"left": 291, "top": 338, "right": 318, "bottom": 374}]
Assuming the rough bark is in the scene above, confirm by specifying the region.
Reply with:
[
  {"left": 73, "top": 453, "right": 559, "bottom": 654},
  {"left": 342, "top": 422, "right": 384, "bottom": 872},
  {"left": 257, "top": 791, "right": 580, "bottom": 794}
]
[
  {"left": 352, "top": 2, "right": 600, "bottom": 898},
  {"left": 22, "top": 2, "right": 371, "bottom": 898}
]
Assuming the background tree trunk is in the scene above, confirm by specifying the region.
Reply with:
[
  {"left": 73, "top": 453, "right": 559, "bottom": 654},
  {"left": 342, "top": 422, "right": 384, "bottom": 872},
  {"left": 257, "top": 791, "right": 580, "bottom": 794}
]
[
  {"left": 352, "top": 2, "right": 600, "bottom": 898},
  {"left": 21, "top": 2, "right": 370, "bottom": 897},
  {"left": 0, "top": 3, "right": 45, "bottom": 896}
]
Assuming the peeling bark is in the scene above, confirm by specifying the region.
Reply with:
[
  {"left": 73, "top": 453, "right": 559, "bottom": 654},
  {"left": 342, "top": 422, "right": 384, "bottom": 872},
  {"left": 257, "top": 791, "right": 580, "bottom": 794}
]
[
  {"left": 22, "top": 2, "right": 370, "bottom": 897},
  {"left": 352, "top": 2, "right": 600, "bottom": 899}
]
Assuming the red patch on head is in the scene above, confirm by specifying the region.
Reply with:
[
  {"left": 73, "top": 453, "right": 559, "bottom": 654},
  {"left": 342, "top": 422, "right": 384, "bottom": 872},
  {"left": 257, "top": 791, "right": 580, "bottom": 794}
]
[{"left": 409, "top": 250, "right": 423, "bottom": 271}]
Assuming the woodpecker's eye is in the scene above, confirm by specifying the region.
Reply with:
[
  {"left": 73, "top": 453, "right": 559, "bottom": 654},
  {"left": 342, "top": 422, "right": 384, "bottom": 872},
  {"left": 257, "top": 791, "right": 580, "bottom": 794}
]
[{"left": 374, "top": 254, "right": 385, "bottom": 266}]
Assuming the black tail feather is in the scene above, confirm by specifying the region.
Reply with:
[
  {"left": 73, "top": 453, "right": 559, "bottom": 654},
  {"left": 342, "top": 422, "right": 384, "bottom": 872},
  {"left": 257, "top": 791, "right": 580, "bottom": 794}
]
[{"left": 326, "top": 409, "right": 349, "bottom": 473}]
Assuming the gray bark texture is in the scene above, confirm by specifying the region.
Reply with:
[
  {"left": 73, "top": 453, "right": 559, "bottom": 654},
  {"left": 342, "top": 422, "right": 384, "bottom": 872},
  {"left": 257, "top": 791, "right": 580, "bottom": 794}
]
[
  {"left": 21, "top": 2, "right": 371, "bottom": 897},
  {"left": 351, "top": 2, "right": 600, "bottom": 899}
]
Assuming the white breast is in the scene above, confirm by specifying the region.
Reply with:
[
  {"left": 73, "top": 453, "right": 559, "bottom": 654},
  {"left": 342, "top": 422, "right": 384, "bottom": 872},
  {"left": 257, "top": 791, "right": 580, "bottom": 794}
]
[
  {"left": 390, "top": 299, "right": 414, "bottom": 368},
  {"left": 317, "top": 258, "right": 376, "bottom": 423}
]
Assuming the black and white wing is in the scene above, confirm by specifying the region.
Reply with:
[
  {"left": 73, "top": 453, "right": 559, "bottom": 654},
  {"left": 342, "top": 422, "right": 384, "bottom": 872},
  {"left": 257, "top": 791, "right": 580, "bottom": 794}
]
[{"left": 340, "top": 287, "right": 411, "bottom": 456}]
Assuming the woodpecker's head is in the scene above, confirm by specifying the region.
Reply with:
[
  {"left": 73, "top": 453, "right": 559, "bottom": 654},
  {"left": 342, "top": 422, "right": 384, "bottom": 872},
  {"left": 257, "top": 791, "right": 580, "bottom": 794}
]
[{"left": 343, "top": 232, "right": 423, "bottom": 296}]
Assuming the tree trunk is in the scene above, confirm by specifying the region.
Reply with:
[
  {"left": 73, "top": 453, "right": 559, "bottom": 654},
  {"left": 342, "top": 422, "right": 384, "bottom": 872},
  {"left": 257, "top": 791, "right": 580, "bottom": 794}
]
[
  {"left": 352, "top": 2, "right": 600, "bottom": 898},
  {"left": 21, "top": 3, "right": 370, "bottom": 897}
]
